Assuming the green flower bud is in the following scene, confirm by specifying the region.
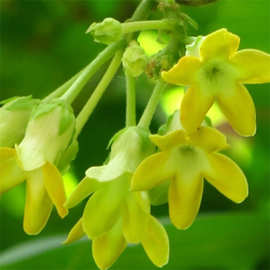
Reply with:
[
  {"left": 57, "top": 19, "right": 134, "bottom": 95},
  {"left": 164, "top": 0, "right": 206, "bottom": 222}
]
[
  {"left": 122, "top": 41, "right": 148, "bottom": 77},
  {"left": 0, "top": 96, "right": 40, "bottom": 147},
  {"left": 85, "top": 126, "right": 155, "bottom": 182},
  {"left": 86, "top": 18, "right": 123, "bottom": 45},
  {"left": 17, "top": 99, "right": 76, "bottom": 171}
]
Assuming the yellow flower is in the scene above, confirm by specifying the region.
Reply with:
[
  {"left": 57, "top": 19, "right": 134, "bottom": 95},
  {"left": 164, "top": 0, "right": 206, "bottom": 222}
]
[
  {"left": 131, "top": 126, "right": 248, "bottom": 230},
  {"left": 162, "top": 28, "right": 270, "bottom": 136},
  {"left": 0, "top": 99, "right": 77, "bottom": 235},
  {"left": 64, "top": 127, "right": 169, "bottom": 270}
]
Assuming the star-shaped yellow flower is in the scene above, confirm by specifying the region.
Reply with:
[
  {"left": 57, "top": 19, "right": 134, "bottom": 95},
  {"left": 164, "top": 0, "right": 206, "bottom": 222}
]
[
  {"left": 162, "top": 28, "right": 270, "bottom": 136},
  {"left": 131, "top": 126, "right": 248, "bottom": 230}
]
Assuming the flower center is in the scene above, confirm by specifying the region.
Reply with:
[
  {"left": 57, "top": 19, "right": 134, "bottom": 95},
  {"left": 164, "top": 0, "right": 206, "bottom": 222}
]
[
  {"left": 171, "top": 144, "right": 209, "bottom": 178},
  {"left": 197, "top": 59, "right": 239, "bottom": 94}
]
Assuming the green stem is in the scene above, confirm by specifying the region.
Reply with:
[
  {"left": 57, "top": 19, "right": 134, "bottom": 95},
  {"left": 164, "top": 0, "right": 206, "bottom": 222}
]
[
  {"left": 125, "top": 71, "right": 136, "bottom": 126},
  {"left": 122, "top": 19, "right": 173, "bottom": 33},
  {"left": 138, "top": 80, "right": 167, "bottom": 129},
  {"left": 131, "top": 0, "right": 155, "bottom": 21},
  {"left": 61, "top": 40, "right": 124, "bottom": 104},
  {"left": 43, "top": 71, "right": 82, "bottom": 102},
  {"left": 75, "top": 50, "right": 123, "bottom": 136}
]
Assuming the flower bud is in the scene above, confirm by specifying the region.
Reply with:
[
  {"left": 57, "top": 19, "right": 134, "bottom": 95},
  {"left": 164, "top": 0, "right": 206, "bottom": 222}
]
[
  {"left": 0, "top": 96, "right": 39, "bottom": 147},
  {"left": 17, "top": 99, "right": 76, "bottom": 171},
  {"left": 122, "top": 42, "right": 148, "bottom": 77},
  {"left": 86, "top": 18, "right": 123, "bottom": 45},
  {"left": 86, "top": 126, "right": 155, "bottom": 182}
]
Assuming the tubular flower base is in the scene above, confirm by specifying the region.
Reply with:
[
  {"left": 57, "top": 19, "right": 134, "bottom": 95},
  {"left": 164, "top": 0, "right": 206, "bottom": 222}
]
[
  {"left": 162, "top": 28, "right": 270, "bottom": 136},
  {"left": 0, "top": 99, "right": 77, "bottom": 235},
  {"left": 131, "top": 126, "right": 248, "bottom": 230},
  {"left": 65, "top": 127, "right": 169, "bottom": 270}
]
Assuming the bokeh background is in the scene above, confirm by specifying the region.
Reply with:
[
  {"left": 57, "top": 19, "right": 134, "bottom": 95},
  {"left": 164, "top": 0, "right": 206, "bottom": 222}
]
[{"left": 0, "top": 0, "right": 269, "bottom": 269}]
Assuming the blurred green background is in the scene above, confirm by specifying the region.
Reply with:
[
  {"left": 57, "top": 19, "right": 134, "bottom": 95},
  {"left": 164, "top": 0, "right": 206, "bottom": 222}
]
[{"left": 0, "top": 0, "right": 269, "bottom": 269}]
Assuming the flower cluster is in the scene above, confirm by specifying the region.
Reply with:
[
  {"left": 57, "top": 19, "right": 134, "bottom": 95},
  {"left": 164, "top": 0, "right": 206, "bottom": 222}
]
[{"left": 1, "top": 4, "right": 270, "bottom": 269}]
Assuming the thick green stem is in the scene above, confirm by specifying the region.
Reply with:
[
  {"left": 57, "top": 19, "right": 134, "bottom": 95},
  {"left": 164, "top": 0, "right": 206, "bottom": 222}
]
[
  {"left": 125, "top": 71, "right": 136, "bottom": 126},
  {"left": 138, "top": 81, "right": 166, "bottom": 129},
  {"left": 122, "top": 19, "right": 173, "bottom": 33},
  {"left": 76, "top": 50, "right": 123, "bottom": 136},
  {"left": 61, "top": 40, "right": 124, "bottom": 104}
]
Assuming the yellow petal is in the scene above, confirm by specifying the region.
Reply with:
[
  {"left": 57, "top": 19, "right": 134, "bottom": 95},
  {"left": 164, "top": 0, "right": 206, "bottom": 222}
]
[
  {"left": 64, "top": 218, "right": 85, "bottom": 244},
  {"left": 200, "top": 28, "right": 240, "bottom": 60},
  {"left": 150, "top": 130, "right": 187, "bottom": 151},
  {"left": 82, "top": 179, "right": 126, "bottom": 238},
  {"left": 141, "top": 215, "right": 169, "bottom": 267},
  {"left": 43, "top": 162, "right": 68, "bottom": 218},
  {"left": 0, "top": 147, "right": 25, "bottom": 193},
  {"left": 92, "top": 219, "right": 126, "bottom": 270},
  {"left": 161, "top": 56, "right": 201, "bottom": 86},
  {"left": 203, "top": 153, "right": 248, "bottom": 203},
  {"left": 216, "top": 83, "right": 256, "bottom": 136},
  {"left": 169, "top": 173, "right": 203, "bottom": 230},
  {"left": 23, "top": 169, "right": 53, "bottom": 235},
  {"left": 122, "top": 192, "right": 148, "bottom": 243},
  {"left": 65, "top": 177, "right": 101, "bottom": 209},
  {"left": 131, "top": 152, "right": 174, "bottom": 191},
  {"left": 181, "top": 86, "right": 214, "bottom": 134},
  {"left": 189, "top": 126, "right": 228, "bottom": 152},
  {"left": 231, "top": 49, "right": 270, "bottom": 84}
]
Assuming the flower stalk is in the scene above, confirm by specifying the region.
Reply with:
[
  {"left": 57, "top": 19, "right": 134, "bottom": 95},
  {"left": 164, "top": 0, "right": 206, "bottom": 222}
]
[
  {"left": 61, "top": 40, "right": 125, "bottom": 104},
  {"left": 138, "top": 80, "right": 167, "bottom": 129},
  {"left": 125, "top": 71, "right": 136, "bottom": 127},
  {"left": 122, "top": 19, "right": 173, "bottom": 34},
  {"left": 75, "top": 50, "right": 123, "bottom": 136}
]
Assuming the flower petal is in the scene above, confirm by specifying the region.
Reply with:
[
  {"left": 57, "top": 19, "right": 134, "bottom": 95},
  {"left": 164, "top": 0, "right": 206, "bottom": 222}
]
[
  {"left": 216, "top": 83, "right": 256, "bottom": 136},
  {"left": 64, "top": 218, "right": 85, "bottom": 244},
  {"left": 189, "top": 126, "right": 228, "bottom": 152},
  {"left": 200, "top": 28, "right": 240, "bottom": 60},
  {"left": 181, "top": 86, "right": 214, "bottom": 134},
  {"left": 122, "top": 192, "right": 148, "bottom": 243},
  {"left": 82, "top": 177, "right": 127, "bottom": 238},
  {"left": 0, "top": 147, "right": 25, "bottom": 193},
  {"left": 131, "top": 152, "right": 174, "bottom": 191},
  {"left": 203, "top": 153, "right": 248, "bottom": 203},
  {"left": 92, "top": 219, "right": 126, "bottom": 270},
  {"left": 141, "top": 215, "right": 169, "bottom": 267},
  {"left": 150, "top": 130, "right": 187, "bottom": 151},
  {"left": 23, "top": 169, "right": 53, "bottom": 235},
  {"left": 43, "top": 162, "right": 68, "bottom": 218},
  {"left": 231, "top": 49, "right": 270, "bottom": 84},
  {"left": 169, "top": 173, "right": 203, "bottom": 230},
  {"left": 65, "top": 177, "right": 101, "bottom": 209},
  {"left": 85, "top": 155, "right": 127, "bottom": 183},
  {"left": 161, "top": 56, "right": 201, "bottom": 86}
]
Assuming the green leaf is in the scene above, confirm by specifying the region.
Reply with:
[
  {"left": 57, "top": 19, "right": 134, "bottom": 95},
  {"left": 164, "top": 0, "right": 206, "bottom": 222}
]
[{"left": 0, "top": 212, "right": 268, "bottom": 270}]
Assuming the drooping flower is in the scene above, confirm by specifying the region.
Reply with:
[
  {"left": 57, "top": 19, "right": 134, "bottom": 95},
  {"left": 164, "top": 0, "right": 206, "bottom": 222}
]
[
  {"left": 0, "top": 99, "right": 77, "bottom": 235},
  {"left": 65, "top": 127, "right": 169, "bottom": 270},
  {"left": 131, "top": 121, "right": 248, "bottom": 230},
  {"left": 0, "top": 96, "right": 39, "bottom": 193},
  {"left": 162, "top": 28, "right": 270, "bottom": 136}
]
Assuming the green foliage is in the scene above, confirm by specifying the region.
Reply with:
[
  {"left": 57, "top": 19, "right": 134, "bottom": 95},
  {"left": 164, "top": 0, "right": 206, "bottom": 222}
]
[{"left": 0, "top": 213, "right": 268, "bottom": 270}]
